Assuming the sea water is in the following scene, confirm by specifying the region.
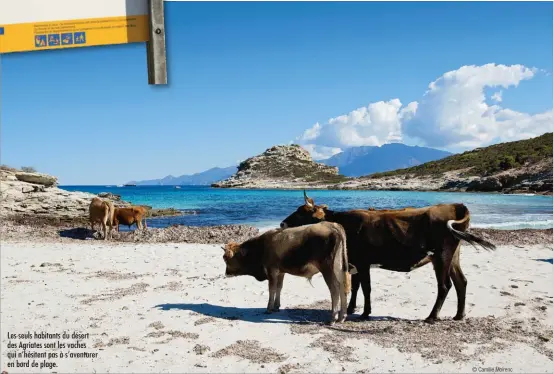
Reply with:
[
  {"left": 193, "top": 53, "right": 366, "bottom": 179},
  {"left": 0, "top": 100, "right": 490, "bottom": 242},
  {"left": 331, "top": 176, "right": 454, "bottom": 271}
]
[{"left": 61, "top": 185, "right": 553, "bottom": 231}]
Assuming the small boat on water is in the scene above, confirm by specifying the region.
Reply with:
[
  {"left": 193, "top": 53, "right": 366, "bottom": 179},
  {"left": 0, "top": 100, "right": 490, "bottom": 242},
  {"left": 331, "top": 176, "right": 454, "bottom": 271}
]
[
  {"left": 175, "top": 186, "right": 181, "bottom": 189},
  {"left": 123, "top": 184, "right": 137, "bottom": 187}
]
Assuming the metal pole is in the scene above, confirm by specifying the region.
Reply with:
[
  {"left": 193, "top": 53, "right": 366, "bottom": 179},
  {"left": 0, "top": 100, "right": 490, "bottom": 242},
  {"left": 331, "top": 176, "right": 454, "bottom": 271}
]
[{"left": 146, "top": 0, "right": 167, "bottom": 85}]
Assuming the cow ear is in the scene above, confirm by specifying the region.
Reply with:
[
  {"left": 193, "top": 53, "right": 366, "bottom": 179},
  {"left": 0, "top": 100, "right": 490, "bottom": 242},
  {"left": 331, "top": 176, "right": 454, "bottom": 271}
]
[
  {"left": 319, "top": 204, "right": 328, "bottom": 210},
  {"left": 312, "top": 207, "right": 326, "bottom": 220}
]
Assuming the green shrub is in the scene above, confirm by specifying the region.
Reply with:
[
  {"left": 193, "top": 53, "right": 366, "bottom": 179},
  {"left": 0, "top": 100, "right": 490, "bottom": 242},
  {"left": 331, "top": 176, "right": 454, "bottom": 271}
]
[{"left": 21, "top": 166, "right": 37, "bottom": 173}]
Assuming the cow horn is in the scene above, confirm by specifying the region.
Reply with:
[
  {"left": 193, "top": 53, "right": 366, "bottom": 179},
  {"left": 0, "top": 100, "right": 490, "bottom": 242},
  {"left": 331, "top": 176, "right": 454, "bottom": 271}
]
[{"left": 304, "top": 190, "right": 314, "bottom": 208}]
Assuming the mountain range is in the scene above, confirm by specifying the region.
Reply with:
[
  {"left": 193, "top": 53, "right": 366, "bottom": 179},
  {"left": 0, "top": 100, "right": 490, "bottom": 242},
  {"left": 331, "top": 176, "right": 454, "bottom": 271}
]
[
  {"left": 129, "top": 144, "right": 452, "bottom": 185},
  {"left": 322, "top": 143, "right": 452, "bottom": 177},
  {"left": 128, "top": 166, "right": 236, "bottom": 186}
]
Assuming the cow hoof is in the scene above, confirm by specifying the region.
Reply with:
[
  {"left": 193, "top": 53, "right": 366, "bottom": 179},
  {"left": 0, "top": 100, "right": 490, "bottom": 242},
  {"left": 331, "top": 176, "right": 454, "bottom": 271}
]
[
  {"left": 347, "top": 307, "right": 356, "bottom": 315},
  {"left": 337, "top": 315, "right": 346, "bottom": 323},
  {"left": 357, "top": 314, "right": 370, "bottom": 321},
  {"left": 424, "top": 317, "right": 438, "bottom": 324},
  {"left": 264, "top": 310, "right": 273, "bottom": 315},
  {"left": 453, "top": 314, "right": 465, "bottom": 321},
  {"left": 272, "top": 307, "right": 280, "bottom": 312}
]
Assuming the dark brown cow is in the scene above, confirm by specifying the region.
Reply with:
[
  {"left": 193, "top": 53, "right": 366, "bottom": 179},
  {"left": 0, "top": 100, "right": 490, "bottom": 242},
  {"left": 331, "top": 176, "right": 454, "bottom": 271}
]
[
  {"left": 280, "top": 191, "right": 496, "bottom": 323},
  {"left": 222, "top": 221, "right": 354, "bottom": 324},
  {"left": 112, "top": 206, "right": 148, "bottom": 232}
]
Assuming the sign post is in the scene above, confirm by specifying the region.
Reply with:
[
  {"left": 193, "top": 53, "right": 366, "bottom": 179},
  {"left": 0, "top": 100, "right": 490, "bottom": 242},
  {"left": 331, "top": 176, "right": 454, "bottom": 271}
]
[
  {"left": 147, "top": 0, "right": 167, "bottom": 85},
  {"left": 0, "top": 0, "right": 167, "bottom": 85}
]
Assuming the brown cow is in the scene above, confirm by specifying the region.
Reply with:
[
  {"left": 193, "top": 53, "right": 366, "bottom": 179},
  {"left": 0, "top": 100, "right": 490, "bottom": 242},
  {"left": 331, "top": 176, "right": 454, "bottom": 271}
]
[
  {"left": 88, "top": 197, "right": 115, "bottom": 240},
  {"left": 222, "top": 221, "right": 354, "bottom": 324},
  {"left": 280, "top": 191, "right": 496, "bottom": 323},
  {"left": 112, "top": 206, "right": 148, "bottom": 232}
]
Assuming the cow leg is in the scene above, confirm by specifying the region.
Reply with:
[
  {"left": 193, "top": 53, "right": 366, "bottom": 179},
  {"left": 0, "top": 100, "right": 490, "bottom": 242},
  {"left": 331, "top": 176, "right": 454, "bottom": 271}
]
[
  {"left": 102, "top": 221, "right": 108, "bottom": 240},
  {"left": 265, "top": 270, "right": 279, "bottom": 314},
  {"left": 347, "top": 273, "right": 361, "bottom": 315},
  {"left": 273, "top": 273, "right": 285, "bottom": 312},
  {"left": 321, "top": 267, "right": 341, "bottom": 324},
  {"left": 450, "top": 243, "right": 467, "bottom": 320},
  {"left": 358, "top": 267, "right": 372, "bottom": 319},
  {"left": 425, "top": 251, "right": 453, "bottom": 323}
]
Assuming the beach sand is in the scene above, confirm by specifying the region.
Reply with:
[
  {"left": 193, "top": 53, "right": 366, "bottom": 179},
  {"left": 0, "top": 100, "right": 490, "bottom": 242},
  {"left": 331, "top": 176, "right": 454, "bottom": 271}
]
[{"left": 1, "top": 239, "right": 552, "bottom": 373}]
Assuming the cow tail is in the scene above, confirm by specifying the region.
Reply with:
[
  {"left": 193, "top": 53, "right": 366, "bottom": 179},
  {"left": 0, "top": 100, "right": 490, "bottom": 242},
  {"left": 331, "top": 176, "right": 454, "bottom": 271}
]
[
  {"left": 337, "top": 225, "right": 351, "bottom": 295},
  {"left": 447, "top": 206, "right": 496, "bottom": 251}
]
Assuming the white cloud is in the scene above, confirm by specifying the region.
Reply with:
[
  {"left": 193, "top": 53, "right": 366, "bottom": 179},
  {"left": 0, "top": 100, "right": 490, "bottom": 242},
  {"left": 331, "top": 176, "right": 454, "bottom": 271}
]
[
  {"left": 301, "top": 144, "right": 343, "bottom": 160},
  {"left": 491, "top": 91, "right": 503, "bottom": 103},
  {"left": 297, "top": 99, "right": 408, "bottom": 151},
  {"left": 297, "top": 63, "right": 552, "bottom": 158}
]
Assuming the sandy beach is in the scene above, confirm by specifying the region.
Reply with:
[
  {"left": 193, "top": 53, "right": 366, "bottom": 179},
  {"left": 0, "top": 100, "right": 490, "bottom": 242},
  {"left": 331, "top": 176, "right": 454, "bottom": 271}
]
[{"left": 1, "top": 237, "right": 552, "bottom": 373}]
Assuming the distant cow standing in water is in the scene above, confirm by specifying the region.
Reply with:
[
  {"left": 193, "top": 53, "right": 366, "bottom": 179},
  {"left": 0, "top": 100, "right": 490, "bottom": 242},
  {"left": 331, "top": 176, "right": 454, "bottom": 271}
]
[
  {"left": 280, "top": 191, "right": 496, "bottom": 323},
  {"left": 88, "top": 197, "right": 115, "bottom": 240},
  {"left": 112, "top": 206, "right": 148, "bottom": 232},
  {"left": 222, "top": 221, "right": 355, "bottom": 324}
]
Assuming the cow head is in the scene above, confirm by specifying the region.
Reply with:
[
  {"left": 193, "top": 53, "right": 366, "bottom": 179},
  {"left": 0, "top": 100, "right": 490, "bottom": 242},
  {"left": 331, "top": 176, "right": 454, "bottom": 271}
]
[
  {"left": 280, "top": 190, "right": 329, "bottom": 229},
  {"left": 221, "top": 241, "right": 248, "bottom": 277}
]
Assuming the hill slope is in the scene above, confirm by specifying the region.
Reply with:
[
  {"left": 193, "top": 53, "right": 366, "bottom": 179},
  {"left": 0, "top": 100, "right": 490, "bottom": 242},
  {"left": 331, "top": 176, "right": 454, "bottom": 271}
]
[
  {"left": 333, "top": 133, "right": 553, "bottom": 194},
  {"left": 322, "top": 143, "right": 452, "bottom": 176},
  {"left": 212, "top": 145, "right": 348, "bottom": 189},
  {"left": 129, "top": 166, "right": 236, "bottom": 186}
]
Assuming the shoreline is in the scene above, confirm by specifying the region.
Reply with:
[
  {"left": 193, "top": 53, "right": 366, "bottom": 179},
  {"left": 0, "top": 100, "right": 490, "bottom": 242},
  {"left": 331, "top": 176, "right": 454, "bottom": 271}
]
[
  {"left": 0, "top": 214, "right": 552, "bottom": 246},
  {"left": 208, "top": 185, "right": 553, "bottom": 196}
]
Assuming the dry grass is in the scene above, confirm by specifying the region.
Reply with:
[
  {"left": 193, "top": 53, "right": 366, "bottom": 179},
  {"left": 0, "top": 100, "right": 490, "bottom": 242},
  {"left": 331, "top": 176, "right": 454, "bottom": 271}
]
[
  {"left": 193, "top": 344, "right": 211, "bottom": 355},
  {"left": 80, "top": 283, "right": 149, "bottom": 305},
  {"left": 211, "top": 340, "right": 287, "bottom": 364},
  {"left": 154, "top": 281, "right": 183, "bottom": 291},
  {"left": 85, "top": 270, "right": 151, "bottom": 281},
  {"left": 286, "top": 300, "right": 553, "bottom": 363},
  {"left": 148, "top": 321, "right": 165, "bottom": 330},
  {"left": 145, "top": 330, "right": 199, "bottom": 344},
  {"left": 194, "top": 317, "right": 217, "bottom": 326}
]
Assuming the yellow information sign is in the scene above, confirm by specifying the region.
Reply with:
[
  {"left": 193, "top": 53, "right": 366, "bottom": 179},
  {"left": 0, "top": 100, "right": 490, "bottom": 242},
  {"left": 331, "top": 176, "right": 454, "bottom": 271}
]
[{"left": 0, "top": 0, "right": 150, "bottom": 54}]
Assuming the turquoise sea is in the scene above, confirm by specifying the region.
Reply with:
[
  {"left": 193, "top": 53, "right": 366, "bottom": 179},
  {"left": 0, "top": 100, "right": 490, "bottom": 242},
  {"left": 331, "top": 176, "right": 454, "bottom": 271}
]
[{"left": 60, "top": 185, "right": 553, "bottom": 231}]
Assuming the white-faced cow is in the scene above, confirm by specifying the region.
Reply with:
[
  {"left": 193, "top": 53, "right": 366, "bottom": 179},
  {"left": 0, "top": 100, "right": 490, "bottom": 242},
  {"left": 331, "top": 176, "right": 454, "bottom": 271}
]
[
  {"left": 88, "top": 197, "right": 115, "bottom": 240},
  {"left": 222, "top": 221, "right": 355, "bottom": 324},
  {"left": 280, "top": 191, "right": 496, "bottom": 323}
]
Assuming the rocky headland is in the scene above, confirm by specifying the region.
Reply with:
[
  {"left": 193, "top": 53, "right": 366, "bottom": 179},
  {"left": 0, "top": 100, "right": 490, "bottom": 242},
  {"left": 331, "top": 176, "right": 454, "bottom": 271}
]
[
  {"left": 211, "top": 145, "right": 348, "bottom": 189},
  {"left": 212, "top": 134, "right": 553, "bottom": 195},
  {"left": 0, "top": 167, "right": 184, "bottom": 219}
]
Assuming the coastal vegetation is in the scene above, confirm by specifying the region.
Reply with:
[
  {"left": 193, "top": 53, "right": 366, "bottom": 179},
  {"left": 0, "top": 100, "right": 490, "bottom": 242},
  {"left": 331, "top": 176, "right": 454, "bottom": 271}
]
[{"left": 368, "top": 133, "right": 553, "bottom": 178}]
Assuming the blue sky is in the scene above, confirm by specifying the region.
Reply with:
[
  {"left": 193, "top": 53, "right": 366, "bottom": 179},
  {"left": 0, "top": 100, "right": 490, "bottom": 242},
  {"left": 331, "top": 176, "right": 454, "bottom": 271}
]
[{"left": 1, "top": 1, "right": 552, "bottom": 185}]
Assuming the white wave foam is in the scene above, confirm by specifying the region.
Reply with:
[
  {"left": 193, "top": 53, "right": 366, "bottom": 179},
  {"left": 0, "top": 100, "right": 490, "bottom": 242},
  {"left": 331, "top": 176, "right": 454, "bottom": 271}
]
[
  {"left": 252, "top": 219, "right": 552, "bottom": 232},
  {"left": 472, "top": 220, "right": 553, "bottom": 230},
  {"left": 254, "top": 222, "right": 280, "bottom": 233}
]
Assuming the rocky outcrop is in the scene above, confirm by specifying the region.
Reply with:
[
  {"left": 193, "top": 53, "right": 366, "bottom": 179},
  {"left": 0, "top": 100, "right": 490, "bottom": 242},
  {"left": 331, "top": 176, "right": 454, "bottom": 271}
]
[
  {"left": 212, "top": 145, "right": 348, "bottom": 189},
  {"left": 0, "top": 169, "right": 130, "bottom": 219},
  {"left": 15, "top": 172, "right": 58, "bottom": 187},
  {"left": 1, "top": 168, "right": 188, "bottom": 220}
]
